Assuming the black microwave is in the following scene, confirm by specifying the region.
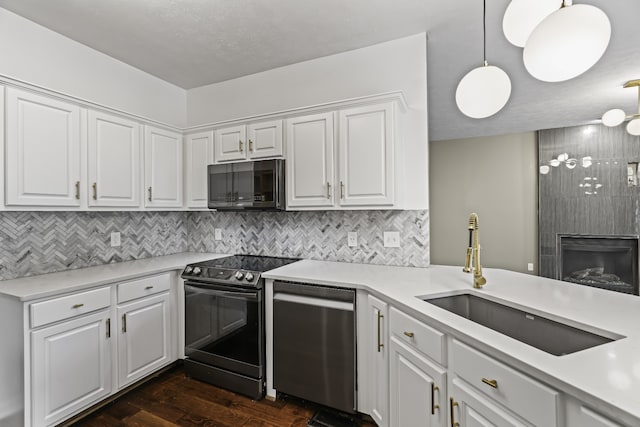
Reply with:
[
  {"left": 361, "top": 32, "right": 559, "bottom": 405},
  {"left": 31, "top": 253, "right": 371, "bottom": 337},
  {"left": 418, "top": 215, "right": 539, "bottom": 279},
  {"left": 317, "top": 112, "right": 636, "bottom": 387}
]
[{"left": 207, "top": 159, "right": 285, "bottom": 210}]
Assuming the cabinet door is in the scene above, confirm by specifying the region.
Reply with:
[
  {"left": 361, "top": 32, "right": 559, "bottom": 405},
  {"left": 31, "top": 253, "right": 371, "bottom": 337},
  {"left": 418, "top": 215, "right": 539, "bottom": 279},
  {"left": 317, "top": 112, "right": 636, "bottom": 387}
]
[
  {"left": 247, "top": 119, "right": 283, "bottom": 159},
  {"left": 389, "top": 337, "right": 446, "bottom": 427},
  {"left": 286, "top": 112, "right": 335, "bottom": 208},
  {"left": 117, "top": 292, "right": 170, "bottom": 388},
  {"left": 185, "top": 131, "right": 214, "bottom": 208},
  {"left": 31, "top": 310, "right": 111, "bottom": 427},
  {"left": 450, "top": 378, "right": 530, "bottom": 427},
  {"left": 338, "top": 103, "right": 394, "bottom": 206},
  {"left": 215, "top": 125, "right": 247, "bottom": 162},
  {"left": 88, "top": 110, "right": 141, "bottom": 207},
  {"left": 6, "top": 87, "right": 81, "bottom": 206},
  {"left": 367, "top": 294, "right": 389, "bottom": 427},
  {"left": 144, "top": 125, "right": 183, "bottom": 207}
]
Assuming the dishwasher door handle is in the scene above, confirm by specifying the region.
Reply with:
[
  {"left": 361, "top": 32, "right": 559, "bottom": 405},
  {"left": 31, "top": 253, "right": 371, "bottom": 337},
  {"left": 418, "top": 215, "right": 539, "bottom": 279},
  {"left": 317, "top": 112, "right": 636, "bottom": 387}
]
[{"left": 273, "top": 293, "right": 354, "bottom": 311}]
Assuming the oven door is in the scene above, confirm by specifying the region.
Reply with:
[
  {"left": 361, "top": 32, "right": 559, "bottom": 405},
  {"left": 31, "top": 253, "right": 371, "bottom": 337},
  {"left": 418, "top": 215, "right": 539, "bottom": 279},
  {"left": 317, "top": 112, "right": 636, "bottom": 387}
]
[{"left": 184, "top": 282, "right": 263, "bottom": 379}]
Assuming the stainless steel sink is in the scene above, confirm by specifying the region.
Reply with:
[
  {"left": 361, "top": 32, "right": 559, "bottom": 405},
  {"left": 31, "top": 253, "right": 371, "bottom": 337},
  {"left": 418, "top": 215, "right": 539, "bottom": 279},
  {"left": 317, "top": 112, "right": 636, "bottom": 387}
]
[{"left": 423, "top": 293, "right": 617, "bottom": 356}]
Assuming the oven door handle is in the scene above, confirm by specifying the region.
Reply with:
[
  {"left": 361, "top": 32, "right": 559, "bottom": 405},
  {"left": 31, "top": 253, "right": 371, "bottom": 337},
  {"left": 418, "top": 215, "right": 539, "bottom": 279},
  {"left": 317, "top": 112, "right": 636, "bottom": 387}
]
[{"left": 184, "top": 283, "right": 259, "bottom": 301}]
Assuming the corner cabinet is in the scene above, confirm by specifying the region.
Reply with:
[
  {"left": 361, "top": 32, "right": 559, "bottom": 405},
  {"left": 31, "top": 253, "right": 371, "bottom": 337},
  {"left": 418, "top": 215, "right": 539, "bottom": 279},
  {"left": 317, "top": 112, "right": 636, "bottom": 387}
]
[
  {"left": 365, "top": 295, "right": 389, "bottom": 427},
  {"left": 5, "top": 87, "right": 81, "bottom": 206},
  {"left": 185, "top": 131, "right": 214, "bottom": 208},
  {"left": 144, "top": 125, "right": 183, "bottom": 207},
  {"left": 87, "top": 110, "right": 141, "bottom": 207}
]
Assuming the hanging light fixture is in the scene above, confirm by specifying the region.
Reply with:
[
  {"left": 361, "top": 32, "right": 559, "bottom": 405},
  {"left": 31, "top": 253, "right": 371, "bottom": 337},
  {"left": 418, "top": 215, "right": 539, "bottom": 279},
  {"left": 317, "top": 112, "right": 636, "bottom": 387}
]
[
  {"left": 601, "top": 80, "right": 640, "bottom": 136},
  {"left": 523, "top": 0, "right": 611, "bottom": 82},
  {"left": 502, "top": 0, "right": 560, "bottom": 47},
  {"left": 456, "top": 0, "right": 511, "bottom": 119}
]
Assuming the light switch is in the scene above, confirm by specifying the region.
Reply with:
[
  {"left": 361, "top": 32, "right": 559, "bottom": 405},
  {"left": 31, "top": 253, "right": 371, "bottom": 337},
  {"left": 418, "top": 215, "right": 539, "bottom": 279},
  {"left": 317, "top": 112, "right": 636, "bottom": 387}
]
[{"left": 214, "top": 228, "right": 222, "bottom": 241}]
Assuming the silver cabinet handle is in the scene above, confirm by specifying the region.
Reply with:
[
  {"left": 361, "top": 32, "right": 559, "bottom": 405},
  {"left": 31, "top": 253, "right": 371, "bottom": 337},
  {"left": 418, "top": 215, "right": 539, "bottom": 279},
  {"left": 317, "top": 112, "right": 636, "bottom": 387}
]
[
  {"left": 148, "top": 186, "right": 152, "bottom": 202},
  {"left": 92, "top": 182, "right": 97, "bottom": 200},
  {"left": 75, "top": 181, "right": 80, "bottom": 199}
]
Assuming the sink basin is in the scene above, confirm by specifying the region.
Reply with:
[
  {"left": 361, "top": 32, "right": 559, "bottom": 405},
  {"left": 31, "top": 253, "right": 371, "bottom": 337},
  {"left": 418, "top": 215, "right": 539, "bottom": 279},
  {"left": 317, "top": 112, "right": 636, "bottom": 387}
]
[{"left": 423, "top": 293, "right": 617, "bottom": 356}]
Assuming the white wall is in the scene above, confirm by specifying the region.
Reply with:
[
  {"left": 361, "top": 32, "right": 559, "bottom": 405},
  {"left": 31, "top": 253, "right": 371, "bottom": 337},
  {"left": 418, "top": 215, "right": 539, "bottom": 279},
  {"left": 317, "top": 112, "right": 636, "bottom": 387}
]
[
  {"left": 187, "top": 33, "right": 429, "bottom": 209},
  {"left": 0, "top": 8, "right": 186, "bottom": 127},
  {"left": 429, "top": 132, "right": 538, "bottom": 274}
]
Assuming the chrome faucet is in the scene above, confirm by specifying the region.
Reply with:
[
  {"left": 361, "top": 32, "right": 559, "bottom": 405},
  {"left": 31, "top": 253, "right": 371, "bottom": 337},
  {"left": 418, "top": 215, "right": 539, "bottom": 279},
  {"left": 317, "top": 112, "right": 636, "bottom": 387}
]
[{"left": 463, "top": 213, "right": 487, "bottom": 288}]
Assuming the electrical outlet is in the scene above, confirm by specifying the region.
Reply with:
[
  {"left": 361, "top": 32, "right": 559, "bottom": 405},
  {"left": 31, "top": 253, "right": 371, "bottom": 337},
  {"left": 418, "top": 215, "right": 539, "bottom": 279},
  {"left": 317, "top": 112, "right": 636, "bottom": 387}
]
[
  {"left": 527, "top": 263, "right": 534, "bottom": 272},
  {"left": 383, "top": 231, "right": 400, "bottom": 248},
  {"left": 214, "top": 228, "right": 222, "bottom": 241},
  {"left": 347, "top": 232, "right": 358, "bottom": 247},
  {"left": 110, "top": 232, "right": 121, "bottom": 247}
]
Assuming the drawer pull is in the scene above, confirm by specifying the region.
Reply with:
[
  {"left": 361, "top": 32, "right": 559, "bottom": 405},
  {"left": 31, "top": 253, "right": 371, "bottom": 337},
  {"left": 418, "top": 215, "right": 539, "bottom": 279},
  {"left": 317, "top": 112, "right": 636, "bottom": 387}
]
[
  {"left": 403, "top": 331, "right": 415, "bottom": 338},
  {"left": 72, "top": 303, "right": 84, "bottom": 309},
  {"left": 106, "top": 318, "right": 111, "bottom": 338},
  {"left": 482, "top": 378, "right": 498, "bottom": 389},
  {"left": 449, "top": 397, "right": 459, "bottom": 427},
  {"left": 145, "top": 285, "right": 154, "bottom": 290},
  {"left": 431, "top": 383, "right": 439, "bottom": 415},
  {"left": 377, "top": 311, "right": 384, "bottom": 352}
]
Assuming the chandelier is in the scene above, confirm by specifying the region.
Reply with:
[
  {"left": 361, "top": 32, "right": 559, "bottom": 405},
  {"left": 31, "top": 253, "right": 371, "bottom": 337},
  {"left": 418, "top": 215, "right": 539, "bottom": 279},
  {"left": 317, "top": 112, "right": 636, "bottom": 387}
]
[{"left": 601, "top": 80, "right": 640, "bottom": 136}]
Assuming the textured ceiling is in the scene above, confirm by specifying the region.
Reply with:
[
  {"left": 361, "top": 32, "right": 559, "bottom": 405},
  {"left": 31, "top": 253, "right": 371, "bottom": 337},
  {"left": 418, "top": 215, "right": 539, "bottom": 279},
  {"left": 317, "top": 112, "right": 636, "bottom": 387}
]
[{"left": 0, "top": 0, "right": 639, "bottom": 141}]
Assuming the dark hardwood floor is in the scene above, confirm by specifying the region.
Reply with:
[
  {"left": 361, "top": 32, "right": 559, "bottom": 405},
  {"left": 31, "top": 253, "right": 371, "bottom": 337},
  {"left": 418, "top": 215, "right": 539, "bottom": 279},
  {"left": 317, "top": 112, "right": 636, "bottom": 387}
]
[{"left": 70, "top": 366, "right": 375, "bottom": 427}]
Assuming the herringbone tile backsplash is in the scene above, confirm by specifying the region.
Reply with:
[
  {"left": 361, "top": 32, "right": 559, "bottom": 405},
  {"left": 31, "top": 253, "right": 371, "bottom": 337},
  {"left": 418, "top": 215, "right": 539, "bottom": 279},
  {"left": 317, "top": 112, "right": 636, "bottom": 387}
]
[
  {"left": 0, "top": 212, "right": 187, "bottom": 281},
  {"left": 0, "top": 209, "right": 429, "bottom": 281},
  {"left": 188, "top": 210, "right": 430, "bottom": 267}
]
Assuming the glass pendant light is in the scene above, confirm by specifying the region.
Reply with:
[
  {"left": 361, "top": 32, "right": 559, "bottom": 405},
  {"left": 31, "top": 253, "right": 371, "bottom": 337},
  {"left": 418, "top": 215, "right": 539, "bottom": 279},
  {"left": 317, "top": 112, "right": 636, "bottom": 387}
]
[
  {"left": 502, "top": 0, "right": 560, "bottom": 47},
  {"left": 456, "top": 0, "right": 511, "bottom": 119},
  {"left": 628, "top": 119, "right": 640, "bottom": 136},
  {"left": 601, "top": 109, "right": 626, "bottom": 127},
  {"left": 600, "top": 80, "right": 640, "bottom": 136},
  {"left": 523, "top": 0, "right": 610, "bottom": 82}
]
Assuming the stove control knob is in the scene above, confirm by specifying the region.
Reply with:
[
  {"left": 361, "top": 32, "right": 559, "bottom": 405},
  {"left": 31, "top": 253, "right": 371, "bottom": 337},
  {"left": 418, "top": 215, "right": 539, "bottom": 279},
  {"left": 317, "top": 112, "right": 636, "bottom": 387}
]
[
  {"left": 184, "top": 266, "right": 193, "bottom": 274},
  {"left": 192, "top": 267, "right": 202, "bottom": 275},
  {"left": 245, "top": 273, "right": 255, "bottom": 282},
  {"left": 235, "top": 271, "right": 244, "bottom": 280}
]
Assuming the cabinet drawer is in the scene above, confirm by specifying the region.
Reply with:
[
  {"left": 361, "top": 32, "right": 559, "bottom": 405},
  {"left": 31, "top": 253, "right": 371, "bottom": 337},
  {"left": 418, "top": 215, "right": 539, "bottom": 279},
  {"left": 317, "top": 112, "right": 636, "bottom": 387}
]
[
  {"left": 452, "top": 339, "right": 559, "bottom": 427},
  {"left": 117, "top": 273, "right": 170, "bottom": 304},
  {"left": 30, "top": 287, "right": 111, "bottom": 328},
  {"left": 389, "top": 307, "right": 445, "bottom": 365},
  {"left": 579, "top": 406, "right": 623, "bottom": 427}
]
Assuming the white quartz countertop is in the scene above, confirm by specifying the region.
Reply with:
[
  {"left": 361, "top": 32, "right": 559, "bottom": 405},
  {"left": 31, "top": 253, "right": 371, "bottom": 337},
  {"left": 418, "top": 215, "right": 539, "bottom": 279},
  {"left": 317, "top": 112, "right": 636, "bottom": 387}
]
[
  {"left": 0, "top": 252, "right": 229, "bottom": 301},
  {"left": 263, "top": 260, "right": 640, "bottom": 425}
]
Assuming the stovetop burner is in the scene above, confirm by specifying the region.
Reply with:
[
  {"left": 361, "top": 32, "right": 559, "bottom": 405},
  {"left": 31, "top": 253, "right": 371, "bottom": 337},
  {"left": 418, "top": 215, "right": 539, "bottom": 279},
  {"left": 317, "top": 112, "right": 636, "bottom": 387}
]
[{"left": 182, "top": 254, "right": 300, "bottom": 287}]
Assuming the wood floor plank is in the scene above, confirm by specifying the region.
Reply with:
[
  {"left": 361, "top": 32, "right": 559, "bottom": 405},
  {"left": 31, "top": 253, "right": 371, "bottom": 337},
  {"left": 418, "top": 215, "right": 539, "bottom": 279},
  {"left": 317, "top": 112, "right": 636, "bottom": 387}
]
[{"left": 71, "top": 366, "right": 375, "bottom": 427}]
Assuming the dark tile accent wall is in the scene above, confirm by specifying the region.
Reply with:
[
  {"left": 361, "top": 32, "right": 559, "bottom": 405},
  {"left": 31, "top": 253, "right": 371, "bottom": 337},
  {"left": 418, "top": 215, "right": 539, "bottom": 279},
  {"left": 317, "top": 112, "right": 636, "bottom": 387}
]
[
  {"left": 0, "top": 211, "right": 187, "bottom": 281},
  {"left": 539, "top": 124, "right": 640, "bottom": 278}
]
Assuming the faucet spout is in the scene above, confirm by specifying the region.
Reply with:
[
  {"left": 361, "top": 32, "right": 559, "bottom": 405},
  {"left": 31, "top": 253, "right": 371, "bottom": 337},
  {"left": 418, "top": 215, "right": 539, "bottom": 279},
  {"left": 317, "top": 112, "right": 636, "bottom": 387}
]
[{"left": 463, "top": 213, "right": 486, "bottom": 288}]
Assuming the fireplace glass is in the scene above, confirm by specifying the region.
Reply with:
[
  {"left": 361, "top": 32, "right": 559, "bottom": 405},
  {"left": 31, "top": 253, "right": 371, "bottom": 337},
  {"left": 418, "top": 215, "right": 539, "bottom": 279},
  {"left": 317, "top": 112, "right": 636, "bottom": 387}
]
[{"left": 557, "top": 235, "right": 639, "bottom": 295}]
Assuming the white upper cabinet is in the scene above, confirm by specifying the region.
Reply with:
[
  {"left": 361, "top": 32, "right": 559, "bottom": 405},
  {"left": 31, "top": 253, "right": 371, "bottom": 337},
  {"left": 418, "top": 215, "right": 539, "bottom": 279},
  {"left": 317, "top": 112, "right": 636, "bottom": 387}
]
[
  {"left": 87, "top": 110, "right": 141, "bottom": 207},
  {"left": 285, "top": 112, "right": 335, "bottom": 208},
  {"left": 144, "top": 125, "right": 183, "bottom": 208},
  {"left": 338, "top": 103, "right": 394, "bottom": 206},
  {"left": 214, "top": 120, "right": 284, "bottom": 164},
  {"left": 215, "top": 124, "right": 247, "bottom": 162},
  {"left": 5, "top": 87, "right": 81, "bottom": 206},
  {"left": 185, "top": 131, "right": 214, "bottom": 208},
  {"left": 247, "top": 119, "right": 283, "bottom": 159}
]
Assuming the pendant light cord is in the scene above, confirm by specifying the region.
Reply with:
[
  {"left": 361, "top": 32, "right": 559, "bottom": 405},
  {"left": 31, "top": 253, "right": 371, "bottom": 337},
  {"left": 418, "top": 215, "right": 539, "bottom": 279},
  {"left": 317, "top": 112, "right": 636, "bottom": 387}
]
[{"left": 483, "top": 0, "right": 488, "bottom": 66}]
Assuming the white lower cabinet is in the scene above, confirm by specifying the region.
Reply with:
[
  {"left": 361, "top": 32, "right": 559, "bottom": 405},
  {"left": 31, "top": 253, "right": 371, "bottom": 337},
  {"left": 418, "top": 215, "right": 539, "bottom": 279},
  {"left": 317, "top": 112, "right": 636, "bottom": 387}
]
[
  {"left": 366, "top": 294, "right": 389, "bottom": 427},
  {"left": 449, "top": 378, "right": 530, "bottom": 427},
  {"left": 31, "top": 310, "right": 112, "bottom": 427},
  {"left": 117, "top": 292, "right": 170, "bottom": 388},
  {"left": 389, "top": 336, "right": 446, "bottom": 427}
]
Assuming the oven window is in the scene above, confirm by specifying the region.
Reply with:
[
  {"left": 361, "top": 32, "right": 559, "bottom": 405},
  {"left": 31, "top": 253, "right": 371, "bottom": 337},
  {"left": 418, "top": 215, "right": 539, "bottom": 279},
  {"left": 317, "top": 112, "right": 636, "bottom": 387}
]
[{"left": 184, "top": 285, "right": 262, "bottom": 372}]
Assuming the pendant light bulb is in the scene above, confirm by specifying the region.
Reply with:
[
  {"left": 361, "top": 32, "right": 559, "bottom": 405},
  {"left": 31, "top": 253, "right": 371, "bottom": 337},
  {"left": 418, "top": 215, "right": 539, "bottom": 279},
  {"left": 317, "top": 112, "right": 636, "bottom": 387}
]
[
  {"left": 456, "top": 65, "right": 512, "bottom": 119},
  {"left": 627, "top": 119, "right": 640, "bottom": 136},
  {"left": 523, "top": 3, "right": 611, "bottom": 82},
  {"left": 502, "top": 0, "right": 560, "bottom": 47},
  {"left": 601, "top": 109, "right": 626, "bottom": 127}
]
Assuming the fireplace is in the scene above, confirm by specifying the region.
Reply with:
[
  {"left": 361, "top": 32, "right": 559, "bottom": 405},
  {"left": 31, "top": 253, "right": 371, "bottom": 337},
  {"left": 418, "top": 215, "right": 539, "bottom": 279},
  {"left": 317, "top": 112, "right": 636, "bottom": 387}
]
[{"left": 557, "top": 235, "right": 639, "bottom": 295}]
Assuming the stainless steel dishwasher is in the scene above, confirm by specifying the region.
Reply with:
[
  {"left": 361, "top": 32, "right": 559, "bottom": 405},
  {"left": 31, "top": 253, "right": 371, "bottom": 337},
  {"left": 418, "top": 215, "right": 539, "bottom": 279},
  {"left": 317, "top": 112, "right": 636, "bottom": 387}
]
[{"left": 273, "top": 281, "right": 356, "bottom": 413}]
